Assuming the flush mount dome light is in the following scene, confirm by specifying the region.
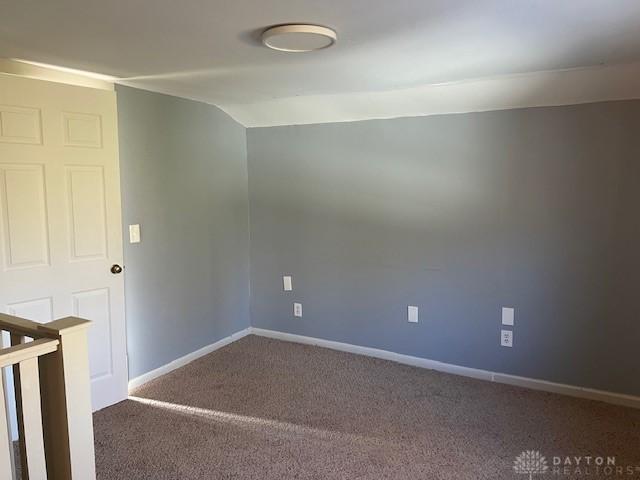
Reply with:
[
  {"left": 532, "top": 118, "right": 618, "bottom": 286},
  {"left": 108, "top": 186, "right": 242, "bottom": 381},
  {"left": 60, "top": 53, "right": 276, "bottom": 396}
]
[{"left": 261, "top": 24, "right": 337, "bottom": 52}]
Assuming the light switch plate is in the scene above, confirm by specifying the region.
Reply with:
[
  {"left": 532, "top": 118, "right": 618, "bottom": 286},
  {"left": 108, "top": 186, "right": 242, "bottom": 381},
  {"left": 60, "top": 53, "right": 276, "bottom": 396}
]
[
  {"left": 502, "top": 307, "right": 514, "bottom": 326},
  {"left": 283, "top": 275, "right": 292, "bottom": 291},
  {"left": 294, "top": 303, "right": 302, "bottom": 317},
  {"left": 129, "top": 224, "right": 141, "bottom": 244},
  {"left": 501, "top": 329, "right": 513, "bottom": 347},
  {"left": 408, "top": 305, "right": 419, "bottom": 323}
]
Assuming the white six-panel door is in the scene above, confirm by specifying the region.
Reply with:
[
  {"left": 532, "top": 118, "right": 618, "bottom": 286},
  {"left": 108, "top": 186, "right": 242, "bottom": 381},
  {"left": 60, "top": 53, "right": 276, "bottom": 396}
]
[{"left": 0, "top": 73, "right": 128, "bottom": 417}]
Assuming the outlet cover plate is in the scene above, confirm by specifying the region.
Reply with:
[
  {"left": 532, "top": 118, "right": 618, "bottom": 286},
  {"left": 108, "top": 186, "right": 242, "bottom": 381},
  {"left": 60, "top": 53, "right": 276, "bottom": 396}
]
[
  {"left": 129, "top": 224, "right": 141, "bottom": 244},
  {"left": 502, "top": 307, "right": 514, "bottom": 326},
  {"left": 408, "top": 305, "right": 419, "bottom": 323},
  {"left": 501, "top": 329, "right": 513, "bottom": 347}
]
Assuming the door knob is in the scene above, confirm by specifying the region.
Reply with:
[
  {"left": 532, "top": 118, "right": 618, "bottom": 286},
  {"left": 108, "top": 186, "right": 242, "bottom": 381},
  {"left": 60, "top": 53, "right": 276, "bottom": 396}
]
[{"left": 110, "top": 264, "right": 123, "bottom": 274}]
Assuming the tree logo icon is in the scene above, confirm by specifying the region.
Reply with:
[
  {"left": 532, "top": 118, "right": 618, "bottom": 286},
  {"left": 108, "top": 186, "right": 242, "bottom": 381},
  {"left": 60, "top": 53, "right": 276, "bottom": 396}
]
[{"left": 514, "top": 450, "right": 549, "bottom": 479}]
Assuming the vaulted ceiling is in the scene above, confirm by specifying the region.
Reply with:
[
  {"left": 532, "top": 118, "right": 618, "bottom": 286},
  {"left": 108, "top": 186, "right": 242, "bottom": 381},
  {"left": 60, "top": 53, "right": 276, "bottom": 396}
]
[{"left": 2, "top": 0, "right": 640, "bottom": 126}]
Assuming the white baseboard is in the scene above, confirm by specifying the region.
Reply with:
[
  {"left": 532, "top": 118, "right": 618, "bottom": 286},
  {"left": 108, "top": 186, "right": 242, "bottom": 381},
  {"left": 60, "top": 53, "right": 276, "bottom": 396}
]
[
  {"left": 128, "top": 327, "right": 252, "bottom": 390},
  {"left": 126, "top": 325, "right": 640, "bottom": 409},
  {"left": 249, "top": 327, "right": 640, "bottom": 410}
]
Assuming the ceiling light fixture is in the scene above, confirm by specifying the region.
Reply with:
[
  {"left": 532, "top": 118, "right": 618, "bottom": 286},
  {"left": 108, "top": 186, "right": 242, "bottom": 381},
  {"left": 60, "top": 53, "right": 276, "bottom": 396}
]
[{"left": 261, "top": 24, "right": 337, "bottom": 53}]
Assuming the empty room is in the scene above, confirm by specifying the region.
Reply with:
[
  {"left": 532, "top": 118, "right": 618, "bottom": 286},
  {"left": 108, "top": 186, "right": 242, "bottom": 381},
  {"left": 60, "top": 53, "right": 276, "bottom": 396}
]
[{"left": 0, "top": 1, "right": 639, "bottom": 479}]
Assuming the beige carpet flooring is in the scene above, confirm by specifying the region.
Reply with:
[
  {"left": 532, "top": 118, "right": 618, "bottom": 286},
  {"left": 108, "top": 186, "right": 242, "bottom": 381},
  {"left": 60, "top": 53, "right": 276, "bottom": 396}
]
[{"left": 93, "top": 335, "right": 640, "bottom": 479}]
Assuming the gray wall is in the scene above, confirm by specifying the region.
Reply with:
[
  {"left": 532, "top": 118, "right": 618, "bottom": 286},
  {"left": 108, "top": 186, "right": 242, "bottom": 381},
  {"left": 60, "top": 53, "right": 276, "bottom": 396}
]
[
  {"left": 247, "top": 101, "right": 640, "bottom": 397},
  {"left": 116, "top": 85, "right": 250, "bottom": 379}
]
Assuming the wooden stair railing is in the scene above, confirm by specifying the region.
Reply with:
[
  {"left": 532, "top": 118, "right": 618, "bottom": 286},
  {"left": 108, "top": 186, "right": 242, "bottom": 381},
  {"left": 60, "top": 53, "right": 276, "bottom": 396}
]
[{"left": 0, "top": 314, "right": 96, "bottom": 480}]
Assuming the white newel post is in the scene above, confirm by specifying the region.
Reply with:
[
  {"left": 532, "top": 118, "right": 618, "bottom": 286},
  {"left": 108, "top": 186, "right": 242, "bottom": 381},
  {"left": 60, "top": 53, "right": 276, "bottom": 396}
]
[{"left": 39, "top": 318, "right": 96, "bottom": 480}]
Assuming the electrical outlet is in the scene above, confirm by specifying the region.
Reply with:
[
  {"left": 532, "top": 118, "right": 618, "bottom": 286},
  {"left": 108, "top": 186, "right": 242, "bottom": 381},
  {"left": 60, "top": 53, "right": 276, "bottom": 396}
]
[
  {"left": 501, "top": 329, "right": 513, "bottom": 347},
  {"left": 408, "top": 305, "right": 419, "bottom": 323},
  {"left": 293, "top": 303, "right": 302, "bottom": 317},
  {"left": 283, "top": 275, "right": 292, "bottom": 291},
  {"left": 502, "top": 307, "right": 514, "bottom": 326}
]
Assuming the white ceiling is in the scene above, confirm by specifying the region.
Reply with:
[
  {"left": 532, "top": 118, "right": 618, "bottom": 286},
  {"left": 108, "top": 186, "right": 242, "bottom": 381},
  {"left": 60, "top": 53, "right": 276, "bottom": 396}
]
[{"left": 2, "top": 0, "right": 640, "bottom": 126}]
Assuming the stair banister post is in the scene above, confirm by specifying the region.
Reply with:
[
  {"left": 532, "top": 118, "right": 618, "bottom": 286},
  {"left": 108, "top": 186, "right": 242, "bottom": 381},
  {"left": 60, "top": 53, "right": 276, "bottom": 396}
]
[{"left": 38, "top": 317, "right": 96, "bottom": 480}]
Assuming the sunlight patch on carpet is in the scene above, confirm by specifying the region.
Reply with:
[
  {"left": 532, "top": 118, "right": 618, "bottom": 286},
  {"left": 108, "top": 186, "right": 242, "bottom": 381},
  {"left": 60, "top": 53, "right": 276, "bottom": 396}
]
[{"left": 129, "top": 396, "right": 383, "bottom": 447}]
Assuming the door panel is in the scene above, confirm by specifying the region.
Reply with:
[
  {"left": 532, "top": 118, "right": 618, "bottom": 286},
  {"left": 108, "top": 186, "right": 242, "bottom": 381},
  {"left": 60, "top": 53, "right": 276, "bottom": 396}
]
[
  {"left": 0, "top": 105, "right": 42, "bottom": 144},
  {"left": 7, "top": 297, "right": 54, "bottom": 321},
  {"left": 66, "top": 166, "right": 108, "bottom": 260},
  {"left": 72, "top": 288, "right": 113, "bottom": 381},
  {"left": 0, "top": 73, "right": 128, "bottom": 416},
  {"left": 62, "top": 112, "right": 103, "bottom": 148},
  {"left": 0, "top": 164, "right": 50, "bottom": 269}
]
